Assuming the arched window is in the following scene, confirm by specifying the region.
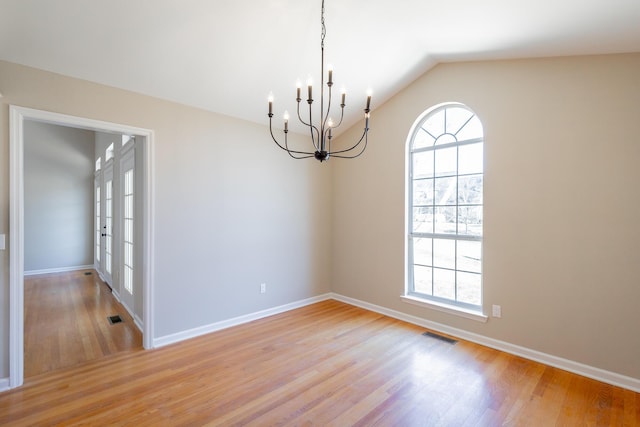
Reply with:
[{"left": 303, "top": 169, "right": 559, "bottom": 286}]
[{"left": 406, "top": 103, "right": 483, "bottom": 314}]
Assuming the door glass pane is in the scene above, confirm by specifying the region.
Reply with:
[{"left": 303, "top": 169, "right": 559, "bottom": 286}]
[
  {"left": 123, "top": 169, "right": 134, "bottom": 295},
  {"left": 105, "top": 180, "right": 113, "bottom": 275},
  {"left": 95, "top": 186, "right": 100, "bottom": 262}
]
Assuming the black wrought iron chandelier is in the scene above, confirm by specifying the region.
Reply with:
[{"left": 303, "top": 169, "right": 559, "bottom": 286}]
[{"left": 268, "top": 0, "right": 371, "bottom": 162}]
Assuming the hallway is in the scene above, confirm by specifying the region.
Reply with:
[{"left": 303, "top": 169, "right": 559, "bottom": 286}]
[{"left": 24, "top": 270, "right": 142, "bottom": 377}]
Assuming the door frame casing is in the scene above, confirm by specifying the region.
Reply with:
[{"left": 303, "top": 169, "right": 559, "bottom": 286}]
[{"left": 9, "top": 105, "right": 155, "bottom": 388}]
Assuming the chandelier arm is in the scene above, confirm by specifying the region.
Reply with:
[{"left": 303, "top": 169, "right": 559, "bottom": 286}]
[
  {"left": 333, "top": 106, "right": 345, "bottom": 129},
  {"left": 269, "top": 118, "right": 316, "bottom": 158},
  {"left": 328, "top": 124, "right": 368, "bottom": 155},
  {"left": 329, "top": 129, "right": 368, "bottom": 159},
  {"left": 307, "top": 102, "right": 321, "bottom": 151},
  {"left": 296, "top": 101, "right": 312, "bottom": 128}
]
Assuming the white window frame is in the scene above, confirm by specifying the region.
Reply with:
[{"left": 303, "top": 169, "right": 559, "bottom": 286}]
[{"left": 404, "top": 102, "right": 487, "bottom": 322}]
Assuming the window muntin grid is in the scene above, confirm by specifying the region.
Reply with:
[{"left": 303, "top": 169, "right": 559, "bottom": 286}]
[{"left": 408, "top": 104, "right": 483, "bottom": 311}]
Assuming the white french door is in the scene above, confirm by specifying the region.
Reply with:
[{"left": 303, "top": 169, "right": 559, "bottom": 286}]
[
  {"left": 101, "top": 165, "right": 114, "bottom": 286},
  {"left": 119, "top": 147, "right": 135, "bottom": 313},
  {"left": 94, "top": 178, "right": 101, "bottom": 266}
]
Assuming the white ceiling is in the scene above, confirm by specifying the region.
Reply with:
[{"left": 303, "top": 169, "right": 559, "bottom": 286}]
[{"left": 1, "top": 0, "right": 639, "bottom": 134}]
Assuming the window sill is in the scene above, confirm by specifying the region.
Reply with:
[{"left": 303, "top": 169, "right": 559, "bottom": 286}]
[{"left": 400, "top": 295, "right": 488, "bottom": 323}]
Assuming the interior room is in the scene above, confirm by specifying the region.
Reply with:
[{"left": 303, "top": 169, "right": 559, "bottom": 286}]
[{"left": 0, "top": 0, "right": 639, "bottom": 424}]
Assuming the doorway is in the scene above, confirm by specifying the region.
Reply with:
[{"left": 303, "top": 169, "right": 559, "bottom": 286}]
[{"left": 9, "top": 106, "right": 155, "bottom": 389}]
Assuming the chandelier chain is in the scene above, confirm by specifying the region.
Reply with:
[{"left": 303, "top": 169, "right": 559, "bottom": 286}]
[{"left": 321, "top": 0, "right": 326, "bottom": 50}]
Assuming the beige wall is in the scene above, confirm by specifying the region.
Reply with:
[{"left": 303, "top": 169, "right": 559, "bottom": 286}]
[
  {"left": 0, "top": 60, "right": 332, "bottom": 378},
  {"left": 332, "top": 53, "right": 640, "bottom": 379}
]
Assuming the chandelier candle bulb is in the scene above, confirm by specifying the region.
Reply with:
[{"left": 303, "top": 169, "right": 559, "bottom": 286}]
[
  {"left": 296, "top": 81, "right": 301, "bottom": 100},
  {"left": 268, "top": 93, "right": 274, "bottom": 115},
  {"left": 341, "top": 87, "right": 346, "bottom": 106},
  {"left": 328, "top": 65, "right": 333, "bottom": 85},
  {"left": 284, "top": 111, "right": 289, "bottom": 132}
]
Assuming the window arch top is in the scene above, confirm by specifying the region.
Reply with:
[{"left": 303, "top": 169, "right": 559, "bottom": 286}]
[{"left": 411, "top": 104, "right": 483, "bottom": 150}]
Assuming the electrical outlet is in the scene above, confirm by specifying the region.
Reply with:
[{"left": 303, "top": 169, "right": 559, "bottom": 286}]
[
  {"left": 492, "top": 304, "right": 502, "bottom": 318},
  {"left": 260, "top": 283, "right": 267, "bottom": 294}
]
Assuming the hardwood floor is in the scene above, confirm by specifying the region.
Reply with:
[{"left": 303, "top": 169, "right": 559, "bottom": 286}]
[
  {"left": 24, "top": 269, "right": 142, "bottom": 377},
  {"left": 2, "top": 299, "right": 638, "bottom": 425}
]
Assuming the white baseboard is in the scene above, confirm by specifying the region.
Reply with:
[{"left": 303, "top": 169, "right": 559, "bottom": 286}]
[
  {"left": 24, "top": 265, "right": 94, "bottom": 276},
  {"left": 330, "top": 293, "right": 640, "bottom": 393},
  {"left": 111, "top": 290, "right": 143, "bottom": 332},
  {"left": 0, "top": 377, "right": 9, "bottom": 393},
  {"left": 134, "top": 314, "right": 143, "bottom": 332},
  {"left": 153, "top": 293, "right": 333, "bottom": 348}
]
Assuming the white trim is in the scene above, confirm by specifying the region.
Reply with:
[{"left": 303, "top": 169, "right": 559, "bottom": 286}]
[
  {"left": 400, "top": 295, "right": 488, "bottom": 322},
  {"left": 0, "top": 378, "right": 9, "bottom": 393},
  {"left": 24, "top": 265, "right": 94, "bottom": 276},
  {"left": 133, "top": 314, "right": 143, "bottom": 332},
  {"left": 153, "top": 294, "right": 333, "bottom": 348},
  {"left": 8, "top": 105, "right": 156, "bottom": 391},
  {"left": 331, "top": 293, "right": 640, "bottom": 393},
  {"left": 112, "top": 289, "right": 142, "bottom": 333},
  {"left": 9, "top": 106, "right": 25, "bottom": 389}
]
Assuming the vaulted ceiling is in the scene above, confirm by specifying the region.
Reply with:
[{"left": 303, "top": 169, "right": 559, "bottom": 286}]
[{"left": 1, "top": 0, "right": 639, "bottom": 134}]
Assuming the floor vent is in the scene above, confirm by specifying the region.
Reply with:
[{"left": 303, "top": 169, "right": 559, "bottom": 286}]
[
  {"left": 108, "top": 315, "right": 123, "bottom": 325},
  {"left": 84, "top": 272, "right": 93, "bottom": 276},
  {"left": 422, "top": 331, "right": 457, "bottom": 344}
]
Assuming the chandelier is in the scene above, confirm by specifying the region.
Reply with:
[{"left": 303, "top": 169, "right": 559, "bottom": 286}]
[{"left": 268, "top": 0, "right": 371, "bottom": 162}]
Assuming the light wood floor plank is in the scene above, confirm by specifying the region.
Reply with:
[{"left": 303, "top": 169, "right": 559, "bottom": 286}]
[{"left": 2, "top": 294, "right": 638, "bottom": 425}]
